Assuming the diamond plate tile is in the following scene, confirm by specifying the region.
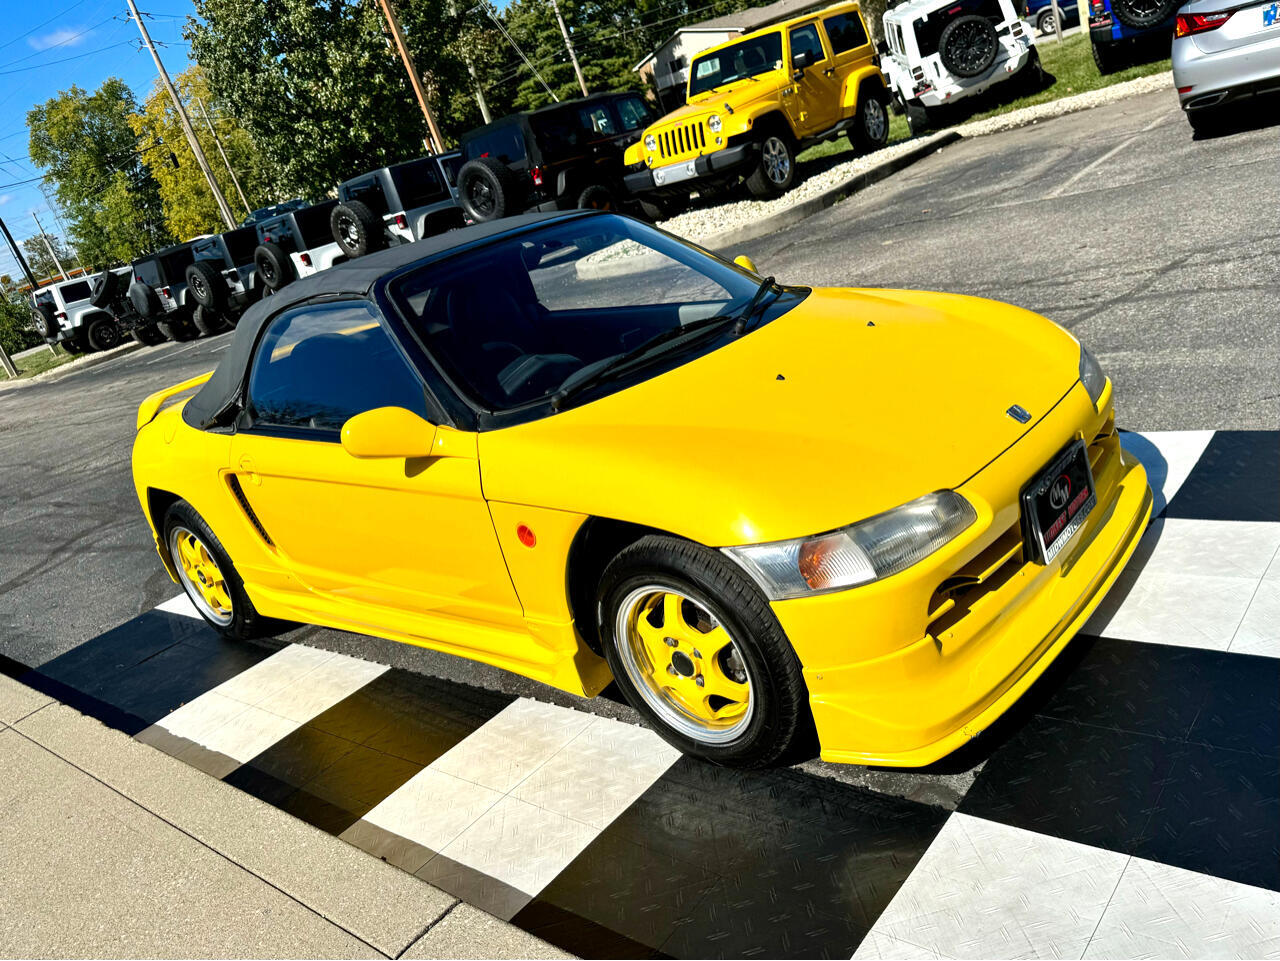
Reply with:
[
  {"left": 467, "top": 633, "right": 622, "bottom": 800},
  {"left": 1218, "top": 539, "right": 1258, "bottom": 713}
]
[
  {"left": 1164, "top": 431, "right": 1280, "bottom": 522},
  {"left": 155, "top": 593, "right": 201, "bottom": 619},
  {"left": 440, "top": 794, "right": 601, "bottom": 896},
  {"left": 212, "top": 643, "right": 336, "bottom": 706},
  {"left": 872, "top": 813, "right": 1127, "bottom": 960},
  {"left": 1119, "top": 430, "right": 1215, "bottom": 516},
  {"left": 853, "top": 930, "right": 950, "bottom": 959},
  {"left": 1083, "top": 569, "right": 1255, "bottom": 651},
  {"left": 1186, "top": 650, "right": 1279, "bottom": 756},
  {"left": 363, "top": 766, "right": 502, "bottom": 852},
  {"left": 1134, "top": 743, "right": 1280, "bottom": 891},
  {"left": 1084, "top": 857, "right": 1280, "bottom": 959},
  {"left": 1231, "top": 578, "right": 1280, "bottom": 658},
  {"left": 253, "top": 652, "right": 387, "bottom": 722}
]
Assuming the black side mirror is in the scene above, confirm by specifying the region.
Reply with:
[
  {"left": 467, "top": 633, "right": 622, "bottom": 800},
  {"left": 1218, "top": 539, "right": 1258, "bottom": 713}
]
[
  {"left": 876, "top": 39, "right": 889, "bottom": 55},
  {"left": 792, "top": 50, "right": 813, "bottom": 77}
]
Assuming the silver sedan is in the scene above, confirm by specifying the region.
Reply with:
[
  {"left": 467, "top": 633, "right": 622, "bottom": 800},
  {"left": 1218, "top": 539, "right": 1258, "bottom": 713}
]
[{"left": 1171, "top": 0, "right": 1280, "bottom": 130}]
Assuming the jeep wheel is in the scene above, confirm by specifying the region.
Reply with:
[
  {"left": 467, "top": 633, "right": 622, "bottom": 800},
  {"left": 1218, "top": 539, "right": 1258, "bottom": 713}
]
[
  {"left": 1091, "top": 38, "right": 1122, "bottom": 74},
  {"left": 132, "top": 323, "right": 165, "bottom": 346},
  {"left": 1112, "top": 0, "right": 1177, "bottom": 29},
  {"left": 157, "top": 317, "right": 197, "bottom": 343},
  {"left": 253, "top": 242, "right": 294, "bottom": 291},
  {"left": 85, "top": 316, "right": 122, "bottom": 352},
  {"left": 458, "top": 157, "right": 520, "bottom": 223},
  {"left": 62, "top": 339, "right": 83, "bottom": 355},
  {"left": 192, "top": 305, "right": 230, "bottom": 337},
  {"left": 1020, "top": 47, "right": 1049, "bottom": 92},
  {"left": 128, "top": 282, "right": 162, "bottom": 319},
  {"left": 745, "top": 132, "right": 796, "bottom": 198},
  {"left": 186, "top": 260, "right": 228, "bottom": 312},
  {"left": 576, "top": 183, "right": 617, "bottom": 211},
  {"left": 638, "top": 197, "right": 672, "bottom": 222},
  {"left": 330, "top": 200, "right": 385, "bottom": 258},
  {"left": 89, "top": 269, "right": 119, "bottom": 309},
  {"left": 852, "top": 89, "right": 890, "bottom": 154},
  {"left": 906, "top": 100, "right": 932, "bottom": 136},
  {"left": 938, "top": 14, "right": 1000, "bottom": 78}
]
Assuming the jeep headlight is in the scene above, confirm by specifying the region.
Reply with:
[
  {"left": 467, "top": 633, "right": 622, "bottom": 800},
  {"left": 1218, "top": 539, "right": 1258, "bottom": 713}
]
[
  {"left": 644, "top": 134, "right": 657, "bottom": 151},
  {"left": 723, "top": 492, "right": 977, "bottom": 599},
  {"left": 708, "top": 114, "right": 723, "bottom": 134},
  {"left": 1079, "top": 344, "right": 1106, "bottom": 406}
]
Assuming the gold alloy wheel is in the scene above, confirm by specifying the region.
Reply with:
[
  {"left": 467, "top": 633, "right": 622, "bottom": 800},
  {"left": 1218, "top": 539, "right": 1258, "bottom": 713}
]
[
  {"left": 615, "top": 586, "right": 753, "bottom": 744},
  {"left": 169, "top": 525, "right": 234, "bottom": 626}
]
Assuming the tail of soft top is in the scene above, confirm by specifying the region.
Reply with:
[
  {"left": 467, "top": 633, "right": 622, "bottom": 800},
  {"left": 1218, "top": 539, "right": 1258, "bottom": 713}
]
[{"left": 136, "top": 372, "right": 214, "bottom": 431}]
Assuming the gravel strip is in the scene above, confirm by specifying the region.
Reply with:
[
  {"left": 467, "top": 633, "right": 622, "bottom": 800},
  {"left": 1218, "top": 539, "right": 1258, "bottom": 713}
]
[
  {"left": 654, "top": 136, "right": 949, "bottom": 246},
  {"left": 653, "top": 72, "right": 1173, "bottom": 246},
  {"left": 954, "top": 70, "right": 1174, "bottom": 138}
]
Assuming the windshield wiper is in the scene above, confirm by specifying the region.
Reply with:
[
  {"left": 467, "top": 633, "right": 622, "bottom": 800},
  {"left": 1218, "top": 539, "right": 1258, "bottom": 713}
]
[
  {"left": 550, "top": 313, "right": 740, "bottom": 412},
  {"left": 549, "top": 278, "right": 778, "bottom": 412}
]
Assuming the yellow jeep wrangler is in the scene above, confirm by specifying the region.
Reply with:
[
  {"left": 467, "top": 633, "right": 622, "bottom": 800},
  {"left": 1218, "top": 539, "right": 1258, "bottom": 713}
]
[{"left": 624, "top": 0, "right": 889, "bottom": 210}]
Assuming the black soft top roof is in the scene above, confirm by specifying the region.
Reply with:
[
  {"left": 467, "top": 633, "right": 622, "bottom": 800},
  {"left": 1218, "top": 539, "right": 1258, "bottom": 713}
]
[{"left": 182, "top": 211, "right": 586, "bottom": 429}]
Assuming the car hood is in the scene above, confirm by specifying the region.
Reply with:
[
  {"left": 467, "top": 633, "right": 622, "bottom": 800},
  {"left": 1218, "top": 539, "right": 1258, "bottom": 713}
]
[
  {"left": 654, "top": 82, "right": 780, "bottom": 126},
  {"left": 479, "top": 288, "right": 1081, "bottom": 546}
]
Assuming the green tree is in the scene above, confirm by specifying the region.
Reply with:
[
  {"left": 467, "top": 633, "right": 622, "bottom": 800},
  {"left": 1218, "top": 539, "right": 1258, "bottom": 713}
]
[
  {"left": 0, "top": 297, "right": 41, "bottom": 354},
  {"left": 20, "top": 234, "right": 72, "bottom": 282},
  {"left": 27, "top": 79, "right": 170, "bottom": 267},
  {"left": 131, "top": 66, "right": 269, "bottom": 240}
]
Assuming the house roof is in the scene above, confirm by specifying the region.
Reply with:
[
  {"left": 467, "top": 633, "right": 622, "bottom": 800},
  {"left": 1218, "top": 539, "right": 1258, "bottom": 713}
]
[{"left": 635, "top": 0, "right": 838, "bottom": 70}]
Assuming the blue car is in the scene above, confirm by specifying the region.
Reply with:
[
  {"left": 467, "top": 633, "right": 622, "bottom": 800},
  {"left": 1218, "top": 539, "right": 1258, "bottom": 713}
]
[
  {"left": 1086, "top": 0, "right": 1179, "bottom": 71},
  {"left": 1023, "top": 0, "right": 1082, "bottom": 34}
]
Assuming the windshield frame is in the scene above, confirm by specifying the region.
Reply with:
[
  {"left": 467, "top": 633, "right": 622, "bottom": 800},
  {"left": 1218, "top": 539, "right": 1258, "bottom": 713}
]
[
  {"left": 376, "top": 212, "right": 808, "bottom": 431},
  {"left": 687, "top": 31, "right": 784, "bottom": 98}
]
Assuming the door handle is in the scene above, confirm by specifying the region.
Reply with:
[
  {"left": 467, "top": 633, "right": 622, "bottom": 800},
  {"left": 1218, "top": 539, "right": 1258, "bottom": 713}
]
[
  {"left": 237, "top": 456, "right": 261, "bottom": 485},
  {"left": 824, "top": 67, "right": 835, "bottom": 76}
]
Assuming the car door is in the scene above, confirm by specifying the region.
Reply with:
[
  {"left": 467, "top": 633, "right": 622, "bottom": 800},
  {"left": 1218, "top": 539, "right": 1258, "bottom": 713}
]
[
  {"left": 821, "top": 8, "right": 877, "bottom": 114},
  {"left": 228, "top": 298, "right": 527, "bottom": 633},
  {"left": 786, "top": 21, "right": 841, "bottom": 135}
]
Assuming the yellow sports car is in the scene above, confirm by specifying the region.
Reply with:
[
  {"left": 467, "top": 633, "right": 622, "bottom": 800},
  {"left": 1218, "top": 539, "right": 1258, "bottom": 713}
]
[{"left": 132, "top": 212, "right": 1152, "bottom": 769}]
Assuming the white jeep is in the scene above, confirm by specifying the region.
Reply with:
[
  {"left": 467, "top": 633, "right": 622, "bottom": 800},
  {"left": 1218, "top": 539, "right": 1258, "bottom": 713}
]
[
  {"left": 881, "top": 0, "right": 1042, "bottom": 133},
  {"left": 30, "top": 269, "right": 131, "bottom": 354}
]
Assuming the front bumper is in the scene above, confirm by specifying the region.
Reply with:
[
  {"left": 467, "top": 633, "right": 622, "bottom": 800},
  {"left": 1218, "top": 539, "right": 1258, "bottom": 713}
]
[
  {"left": 771, "top": 380, "right": 1153, "bottom": 767},
  {"left": 1172, "top": 31, "right": 1280, "bottom": 110},
  {"left": 623, "top": 143, "right": 756, "bottom": 195}
]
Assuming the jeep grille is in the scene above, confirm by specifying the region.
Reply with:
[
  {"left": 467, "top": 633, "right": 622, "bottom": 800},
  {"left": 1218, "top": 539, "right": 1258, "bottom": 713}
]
[{"left": 657, "top": 121, "right": 707, "bottom": 159}]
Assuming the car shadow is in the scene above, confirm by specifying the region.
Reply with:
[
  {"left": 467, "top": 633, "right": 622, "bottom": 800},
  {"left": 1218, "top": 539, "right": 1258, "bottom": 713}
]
[{"left": 1189, "top": 92, "right": 1280, "bottom": 140}]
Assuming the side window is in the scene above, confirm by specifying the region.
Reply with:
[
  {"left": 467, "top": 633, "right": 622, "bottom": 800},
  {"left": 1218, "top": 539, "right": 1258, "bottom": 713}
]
[
  {"left": 246, "top": 301, "right": 428, "bottom": 434},
  {"left": 823, "top": 12, "right": 870, "bottom": 53},
  {"left": 789, "top": 23, "right": 826, "bottom": 64},
  {"left": 617, "top": 97, "right": 654, "bottom": 131},
  {"left": 578, "top": 105, "right": 616, "bottom": 137}
]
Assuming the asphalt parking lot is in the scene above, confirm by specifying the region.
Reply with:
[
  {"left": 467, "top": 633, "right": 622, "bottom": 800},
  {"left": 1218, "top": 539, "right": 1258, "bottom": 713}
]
[{"left": 1, "top": 87, "right": 1276, "bottom": 806}]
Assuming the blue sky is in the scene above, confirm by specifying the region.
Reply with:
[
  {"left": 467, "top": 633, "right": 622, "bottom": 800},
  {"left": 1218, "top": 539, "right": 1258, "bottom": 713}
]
[{"left": 0, "top": 0, "right": 195, "bottom": 280}]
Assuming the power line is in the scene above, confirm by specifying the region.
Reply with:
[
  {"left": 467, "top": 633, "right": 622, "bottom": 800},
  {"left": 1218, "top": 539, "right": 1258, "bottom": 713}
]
[
  {"left": 0, "top": 0, "right": 93, "bottom": 55},
  {"left": 0, "top": 40, "right": 133, "bottom": 75},
  {"left": 0, "top": 14, "right": 119, "bottom": 72}
]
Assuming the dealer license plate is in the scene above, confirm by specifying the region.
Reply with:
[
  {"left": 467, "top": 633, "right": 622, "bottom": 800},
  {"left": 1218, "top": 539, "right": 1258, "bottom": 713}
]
[{"left": 1022, "top": 440, "right": 1097, "bottom": 563}]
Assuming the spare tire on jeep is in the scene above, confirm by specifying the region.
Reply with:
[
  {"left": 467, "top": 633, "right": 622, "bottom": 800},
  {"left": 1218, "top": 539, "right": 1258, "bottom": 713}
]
[
  {"left": 89, "top": 269, "right": 119, "bottom": 309},
  {"left": 31, "top": 303, "right": 57, "bottom": 340},
  {"left": 186, "top": 260, "right": 228, "bottom": 311},
  {"left": 128, "top": 281, "right": 162, "bottom": 318},
  {"left": 254, "top": 242, "right": 294, "bottom": 291},
  {"left": 458, "top": 157, "right": 521, "bottom": 223},
  {"left": 330, "top": 201, "right": 386, "bottom": 257},
  {"left": 938, "top": 14, "right": 1000, "bottom": 78},
  {"left": 1111, "top": 0, "right": 1178, "bottom": 28}
]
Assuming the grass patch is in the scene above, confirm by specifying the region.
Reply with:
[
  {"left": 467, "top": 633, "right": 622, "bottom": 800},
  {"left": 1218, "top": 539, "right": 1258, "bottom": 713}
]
[
  {"left": 7, "top": 345, "right": 78, "bottom": 380},
  {"left": 798, "top": 32, "right": 1170, "bottom": 165}
]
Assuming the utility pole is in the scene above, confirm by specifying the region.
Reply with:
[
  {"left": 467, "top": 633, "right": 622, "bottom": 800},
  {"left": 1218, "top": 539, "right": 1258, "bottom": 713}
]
[
  {"left": 0, "top": 216, "right": 33, "bottom": 377},
  {"left": 38, "top": 183, "right": 84, "bottom": 272},
  {"left": 31, "top": 212, "right": 68, "bottom": 281},
  {"left": 126, "top": 0, "right": 237, "bottom": 230},
  {"left": 549, "top": 0, "right": 588, "bottom": 97},
  {"left": 195, "top": 98, "right": 252, "bottom": 218},
  {"left": 467, "top": 60, "right": 492, "bottom": 124},
  {"left": 373, "top": 0, "right": 446, "bottom": 153}
]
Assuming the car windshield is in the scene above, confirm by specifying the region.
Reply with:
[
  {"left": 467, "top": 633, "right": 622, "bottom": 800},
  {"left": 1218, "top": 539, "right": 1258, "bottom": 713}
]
[
  {"left": 387, "top": 214, "right": 803, "bottom": 414},
  {"left": 688, "top": 33, "right": 783, "bottom": 97}
]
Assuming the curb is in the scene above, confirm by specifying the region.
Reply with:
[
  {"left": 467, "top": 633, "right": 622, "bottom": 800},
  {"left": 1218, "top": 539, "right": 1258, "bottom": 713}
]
[
  {"left": 691, "top": 131, "right": 963, "bottom": 251},
  {"left": 0, "top": 339, "right": 145, "bottom": 390}
]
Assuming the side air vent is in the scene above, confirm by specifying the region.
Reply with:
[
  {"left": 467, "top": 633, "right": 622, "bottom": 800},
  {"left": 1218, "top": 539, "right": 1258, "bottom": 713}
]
[{"left": 227, "top": 474, "right": 274, "bottom": 546}]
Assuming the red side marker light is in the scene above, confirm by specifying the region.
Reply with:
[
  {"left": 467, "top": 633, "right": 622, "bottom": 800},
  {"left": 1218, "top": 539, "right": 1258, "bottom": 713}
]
[
  {"left": 395, "top": 214, "right": 408, "bottom": 229},
  {"left": 517, "top": 525, "right": 536, "bottom": 547},
  {"left": 300, "top": 253, "right": 313, "bottom": 267}
]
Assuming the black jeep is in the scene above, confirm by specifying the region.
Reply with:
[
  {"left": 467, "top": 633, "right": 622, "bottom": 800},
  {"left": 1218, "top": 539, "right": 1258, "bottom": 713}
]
[{"left": 455, "top": 92, "right": 656, "bottom": 223}]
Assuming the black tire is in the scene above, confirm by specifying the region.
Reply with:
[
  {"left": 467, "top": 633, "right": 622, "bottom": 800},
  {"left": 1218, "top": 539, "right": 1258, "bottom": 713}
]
[
  {"left": 62, "top": 339, "right": 83, "bottom": 355},
  {"left": 938, "top": 14, "right": 1000, "bottom": 78},
  {"left": 1112, "top": 0, "right": 1177, "bottom": 29},
  {"left": 330, "top": 200, "right": 385, "bottom": 258},
  {"left": 186, "top": 260, "right": 228, "bottom": 311},
  {"left": 89, "top": 269, "right": 119, "bottom": 309},
  {"left": 597, "top": 535, "right": 809, "bottom": 768},
  {"left": 1020, "top": 46, "right": 1048, "bottom": 91},
  {"left": 637, "top": 197, "right": 672, "bottom": 222},
  {"left": 1091, "top": 38, "right": 1122, "bottom": 74},
  {"left": 156, "top": 316, "right": 197, "bottom": 342},
  {"left": 32, "top": 303, "right": 58, "bottom": 340},
  {"left": 458, "top": 156, "right": 520, "bottom": 222},
  {"left": 254, "top": 242, "right": 294, "bottom": 290},
  {"left": 132, "top": 323, "right": 165, "bottom": 346},
  {"left": 745, "top": 130, "right": 797, "bottom": 198},
  {"left": 85, "top": 316, "right": 123, "bottom": 352},
  {"left": 852, "top": 86, "right": 891, "bottom": 154},
  {"left": 575, "top": 183, "right": 618, "bottom": 211},
  {"left": 192, "top": 304, "right": 230, "bottom": 337},
  {"left": 906, "top": 100, "right": 932, "bottom": 135},
  {"left": 162, "top": 499, "right": 292, "bottom": 641},
  {"left": 128, "top": 281, "right": 162, "bottom": 318}
]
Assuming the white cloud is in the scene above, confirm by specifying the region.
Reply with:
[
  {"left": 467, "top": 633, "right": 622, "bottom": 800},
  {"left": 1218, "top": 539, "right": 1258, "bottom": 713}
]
[
  {"left": 28, "top": 27, "right": 91, "bottom": 52},
  {"left": 0, "top": 195, "right": 11, "bottom": 206}
]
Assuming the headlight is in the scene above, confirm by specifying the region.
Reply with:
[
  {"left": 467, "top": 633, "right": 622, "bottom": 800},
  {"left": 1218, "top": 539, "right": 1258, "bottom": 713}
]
[
  {"left": 644, "top": 134, "right": 657, "bottom": 151},
  {"left": 708, "top": 114, "right": 723, "bottom": 133},
  {"left": 723, "top": 491, "right": 977, "bottom": 600},
  {"left": 1079, "top": 344, "right": 1106, "bottom": 407}
]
